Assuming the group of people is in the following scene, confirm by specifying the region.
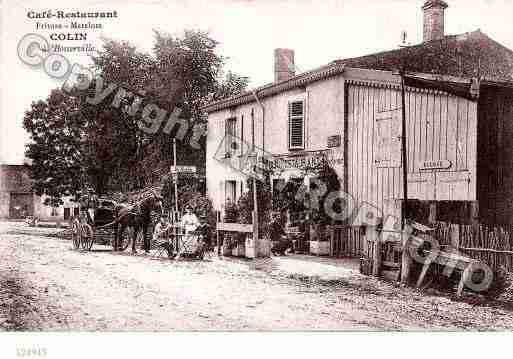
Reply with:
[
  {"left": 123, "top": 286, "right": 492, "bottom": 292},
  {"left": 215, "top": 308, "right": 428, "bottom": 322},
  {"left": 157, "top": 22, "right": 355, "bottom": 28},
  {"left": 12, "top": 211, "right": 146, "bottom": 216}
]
[
  {"left": 153, "top": 208, "right": 296, "bottom": 257},
  {"left": 152, "top": 206, "right": 211, "bottom": 255}
]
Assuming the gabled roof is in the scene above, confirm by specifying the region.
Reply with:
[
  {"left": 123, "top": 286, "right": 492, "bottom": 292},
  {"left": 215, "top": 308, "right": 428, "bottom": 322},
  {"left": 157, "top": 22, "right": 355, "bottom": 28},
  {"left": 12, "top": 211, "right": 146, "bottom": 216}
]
[
  {"left": 204, "top": 30, "right": 513, "bottom": 113},
  {"left": 336, "top": 30, "right": 513, "bottom": 82}
]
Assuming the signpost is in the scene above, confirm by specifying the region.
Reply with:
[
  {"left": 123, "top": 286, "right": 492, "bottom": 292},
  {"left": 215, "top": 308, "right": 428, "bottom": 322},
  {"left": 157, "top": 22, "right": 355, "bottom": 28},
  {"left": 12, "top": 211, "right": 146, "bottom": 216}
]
[
  {"left": 170, "top": 139, "right": 197, "bottom": 223},
  {"left": 173, "top": 138, "right": 179, "bottom": 219},
  {"left": 170, "top": 166, "right": 197, "bottom": 174}
]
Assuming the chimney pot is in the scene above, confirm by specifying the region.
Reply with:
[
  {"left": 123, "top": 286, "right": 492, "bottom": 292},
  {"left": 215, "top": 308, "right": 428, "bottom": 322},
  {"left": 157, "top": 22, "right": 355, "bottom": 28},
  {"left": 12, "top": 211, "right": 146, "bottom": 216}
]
[
  {"left": 274, "top": 48, "right": 295, "bottom": 82},
  {"left": 422, "top": 0, "right": 448, "bottom": 42}
]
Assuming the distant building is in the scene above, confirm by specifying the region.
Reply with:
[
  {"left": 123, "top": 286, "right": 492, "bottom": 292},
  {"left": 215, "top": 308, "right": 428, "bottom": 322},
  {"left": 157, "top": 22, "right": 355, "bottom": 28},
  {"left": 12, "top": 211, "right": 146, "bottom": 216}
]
[{"left": 0, "top": 164, "right": 78, "bottom": 221}]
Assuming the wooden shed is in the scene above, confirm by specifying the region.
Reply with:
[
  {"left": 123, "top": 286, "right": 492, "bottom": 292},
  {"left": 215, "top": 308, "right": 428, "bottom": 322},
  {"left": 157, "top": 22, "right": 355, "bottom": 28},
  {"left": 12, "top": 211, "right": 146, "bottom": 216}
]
[{"left": 345, "top": 68, "right": 513, "bottom": 226}]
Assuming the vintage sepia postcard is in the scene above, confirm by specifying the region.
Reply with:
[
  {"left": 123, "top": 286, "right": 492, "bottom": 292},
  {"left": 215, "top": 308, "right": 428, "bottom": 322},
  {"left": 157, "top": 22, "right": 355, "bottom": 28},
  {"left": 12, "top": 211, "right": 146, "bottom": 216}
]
[{"left": 1, "top": 0, "right": 513, "bottom": 356}]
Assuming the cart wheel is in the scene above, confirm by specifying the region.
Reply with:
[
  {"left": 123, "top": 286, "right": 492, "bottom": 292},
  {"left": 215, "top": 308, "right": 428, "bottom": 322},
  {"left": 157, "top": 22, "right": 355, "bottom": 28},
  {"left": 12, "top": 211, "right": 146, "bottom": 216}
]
[
  {"left": 81, "top": 224, "right": 94, "bottom": 251},
  {"left": 120, "top": 227, "right": 133, "bottom": 251},
  {"left": 71, "top": 218, "right": 81, "bottom": 250}
]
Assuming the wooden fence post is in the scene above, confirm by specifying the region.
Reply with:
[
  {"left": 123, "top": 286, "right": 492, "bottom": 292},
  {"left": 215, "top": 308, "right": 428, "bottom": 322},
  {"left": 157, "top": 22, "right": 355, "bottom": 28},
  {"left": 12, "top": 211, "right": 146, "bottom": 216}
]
[
  {"left": 329, "top": 226, "right": 335, "bottom": 257},
  {"left": 428, "top": 201, "right": 438, "bottom": 224},
  {"left": 370, "top": 227, "right": 382, "bottom": 277},
  {"left": 400, "top": 228, "right": 412, "bottom": 284},
  {"left": 470, "top": 201, "right": 479, "bottom": 227},
  {"left": 450, "top": 224, "right": 460, "bottom": 251},
  {"left": 216, "top": 211, "right": 221, "bottom": 256}
]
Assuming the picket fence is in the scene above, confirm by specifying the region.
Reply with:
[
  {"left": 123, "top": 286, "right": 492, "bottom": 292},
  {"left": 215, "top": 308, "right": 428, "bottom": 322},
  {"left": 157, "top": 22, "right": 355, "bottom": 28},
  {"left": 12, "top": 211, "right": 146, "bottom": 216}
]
[{"left": 434, "top": 222, "right": 513, "bottom": 272}]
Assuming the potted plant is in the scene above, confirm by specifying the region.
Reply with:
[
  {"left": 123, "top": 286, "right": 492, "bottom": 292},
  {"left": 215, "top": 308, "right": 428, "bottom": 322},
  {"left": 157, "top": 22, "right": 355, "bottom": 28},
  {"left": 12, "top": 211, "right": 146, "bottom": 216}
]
[
  {"left": 308, "top": 161, "right": 341, "bottom": 256},
  {"left": 309, "top": 234, "right": 330, "bottom": 256},
  {"left": 223, "top": 200, "right": 238, "bottom": 256},
  {"left": 232, "top": 233, "right": 246, "bottom": 257},
  {"left": 236, "top": 179, "right": 273, "bottom": 258},
  {"left": 309, "top": 213, "right": 330, "bottom": 256}
]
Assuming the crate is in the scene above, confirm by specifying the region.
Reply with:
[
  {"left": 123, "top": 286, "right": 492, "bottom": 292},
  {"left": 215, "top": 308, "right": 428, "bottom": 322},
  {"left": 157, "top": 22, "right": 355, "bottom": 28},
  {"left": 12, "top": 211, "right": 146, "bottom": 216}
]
[
  {"left": 246, "top": 237, "right": 271, "bottom": 258},
  {"left": 310, "top": 241, "right": 330, "bottom": 256},
  {"left": 232, "top": 243, "right": 245, "bottom": 257}
]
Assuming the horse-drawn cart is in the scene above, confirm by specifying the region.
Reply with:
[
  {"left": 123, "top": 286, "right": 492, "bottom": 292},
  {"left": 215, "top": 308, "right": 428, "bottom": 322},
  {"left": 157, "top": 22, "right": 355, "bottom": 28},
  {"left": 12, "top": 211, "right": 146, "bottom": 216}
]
[
  {"left": 70, "top": 191, "right": 163, "bottom": 253},
  {"left": 69, "top": 190, "right": 211, "bottom": 260},
  {"left": 70, "top": 196, "right": 131, "bottom": 251}
]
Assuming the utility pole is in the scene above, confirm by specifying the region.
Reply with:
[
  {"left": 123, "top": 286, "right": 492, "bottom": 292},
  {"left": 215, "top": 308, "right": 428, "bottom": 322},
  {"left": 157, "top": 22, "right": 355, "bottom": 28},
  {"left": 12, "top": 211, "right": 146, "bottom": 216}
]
[
  {"left": 400, "top": 73, "right": 408, "bottom": 231},
  {"left": 252, "top": 155, "right": 259, "bottom": 257},
  {"left": 400, "top": 71, "right": 411, "bottom": 285},
  {"left": 173, "top": 137, "right": 179, "bottom": 221}
]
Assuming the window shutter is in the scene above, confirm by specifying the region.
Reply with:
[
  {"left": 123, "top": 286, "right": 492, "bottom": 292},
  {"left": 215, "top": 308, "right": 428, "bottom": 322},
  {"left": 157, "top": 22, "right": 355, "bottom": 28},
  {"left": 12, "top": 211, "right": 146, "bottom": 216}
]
[
  {"left": 224, "top": 118, "right": 237, "bottom": 156},
  {"left": 288, "top": 100, "right": 305, "bottom": 150},
  {"left": 374, "top": 109, "right": 402, "bottom": 168}
]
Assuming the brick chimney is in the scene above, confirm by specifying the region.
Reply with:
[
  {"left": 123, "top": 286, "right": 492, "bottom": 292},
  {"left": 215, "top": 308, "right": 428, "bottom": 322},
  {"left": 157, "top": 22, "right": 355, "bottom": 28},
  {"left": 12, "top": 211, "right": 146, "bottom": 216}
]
[
  {"left": 422, "top": 0, "right": 448, "bottom": 42},
  {"left": 274, "top": 48, "right": 295, "bottom": 82}
]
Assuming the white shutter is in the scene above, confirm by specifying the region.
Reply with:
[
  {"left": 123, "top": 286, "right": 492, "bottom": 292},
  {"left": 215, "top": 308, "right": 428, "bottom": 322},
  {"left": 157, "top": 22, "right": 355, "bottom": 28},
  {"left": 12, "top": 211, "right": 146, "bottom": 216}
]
[{"left": 288, "top": 101, "right": 305, "bottom": 150}]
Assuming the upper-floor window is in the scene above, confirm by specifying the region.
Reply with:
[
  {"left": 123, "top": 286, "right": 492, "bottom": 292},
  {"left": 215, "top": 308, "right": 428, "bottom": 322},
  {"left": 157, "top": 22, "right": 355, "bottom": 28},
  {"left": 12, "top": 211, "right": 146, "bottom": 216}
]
[
  {"left": 225, "top": 117, "right": 237, "bottom": 156},
  {"left": 288, "top": 100, "right": 305, "bottom": 150},
  {"left": 251, "top": 108, "right": 255, "bottom": 149}
]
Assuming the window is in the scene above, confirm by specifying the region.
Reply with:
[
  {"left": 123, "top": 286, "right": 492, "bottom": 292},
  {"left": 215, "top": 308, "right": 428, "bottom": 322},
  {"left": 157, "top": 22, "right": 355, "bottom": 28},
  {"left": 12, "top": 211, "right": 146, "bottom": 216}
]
[
  {"left": 225, "top": 180, "right": 237, "bottom": 205},
  {"left": 288, "top": 100, "right": 305, "bottom": 150},
  {"left": 64, "top": 207, "right": 70, "bottom": 220},
  {"left": 240, "top": 114, "right": 244, "bottom": 156},
  {"left": 374, "top": 109, "right": 402, "bottom": 167},
  {"left": 225, "top": 117, "right": 237, "bottom": 156},
  {"left": 251, "top": 108, "right": 255, "bottom": 149}
]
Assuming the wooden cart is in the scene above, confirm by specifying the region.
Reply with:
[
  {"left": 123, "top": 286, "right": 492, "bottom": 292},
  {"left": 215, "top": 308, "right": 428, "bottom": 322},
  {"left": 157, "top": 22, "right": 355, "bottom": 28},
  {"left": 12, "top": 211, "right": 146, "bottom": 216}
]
[{"left": 70, "top": 196, "right": 125, "bottom": 251}]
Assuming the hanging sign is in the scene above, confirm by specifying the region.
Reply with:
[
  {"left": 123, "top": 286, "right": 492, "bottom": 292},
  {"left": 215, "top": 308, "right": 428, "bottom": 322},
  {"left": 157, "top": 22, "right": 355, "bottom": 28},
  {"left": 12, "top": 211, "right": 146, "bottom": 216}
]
[
  {"left": 327, "top": 135, "right": 341, "bottom": 148},
  {"left": 420, "top": 160, "right": 452, "bottom": 171}
]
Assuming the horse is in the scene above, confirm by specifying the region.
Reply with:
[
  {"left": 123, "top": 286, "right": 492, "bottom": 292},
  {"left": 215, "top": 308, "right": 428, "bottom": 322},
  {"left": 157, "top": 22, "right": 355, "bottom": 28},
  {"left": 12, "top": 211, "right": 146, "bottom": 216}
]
[{"left": 102, "top": 190, "right": 163, "bottom": 254}]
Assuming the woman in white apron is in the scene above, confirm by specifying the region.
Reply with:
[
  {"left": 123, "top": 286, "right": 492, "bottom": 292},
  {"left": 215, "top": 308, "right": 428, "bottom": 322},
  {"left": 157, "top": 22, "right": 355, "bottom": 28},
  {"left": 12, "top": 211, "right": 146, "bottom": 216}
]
[{"left": 180, "top": 206, "right": 200, "bottom": 254}]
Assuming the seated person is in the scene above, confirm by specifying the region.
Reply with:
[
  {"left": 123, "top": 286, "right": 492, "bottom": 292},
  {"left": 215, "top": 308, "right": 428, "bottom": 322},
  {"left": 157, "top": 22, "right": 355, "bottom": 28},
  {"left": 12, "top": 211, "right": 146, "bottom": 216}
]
[
  {"left": 270, "top": 212, "right": 294, "bottom": 256},
  {"left": 153, "top": 214, "right": 172, "bottom": 240},
  {"left": 196, "top": 214, "right": 212, "bottom": 250},
  {"left": 153, "top": 214, "right": 174, "bottom": 255}
]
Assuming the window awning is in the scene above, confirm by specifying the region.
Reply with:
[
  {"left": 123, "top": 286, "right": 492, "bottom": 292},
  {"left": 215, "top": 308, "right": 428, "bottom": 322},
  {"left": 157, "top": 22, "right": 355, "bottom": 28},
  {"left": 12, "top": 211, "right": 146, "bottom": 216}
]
[{"left": 404, "top": 74, "right": 478, "bottom": 101}]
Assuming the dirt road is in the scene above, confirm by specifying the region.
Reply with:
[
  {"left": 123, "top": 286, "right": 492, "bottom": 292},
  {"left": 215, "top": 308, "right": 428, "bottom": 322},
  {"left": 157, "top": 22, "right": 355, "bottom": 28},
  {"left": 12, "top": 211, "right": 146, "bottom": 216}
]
[{"left": 1, "top": 223, "right": 513, "bottom": 331}]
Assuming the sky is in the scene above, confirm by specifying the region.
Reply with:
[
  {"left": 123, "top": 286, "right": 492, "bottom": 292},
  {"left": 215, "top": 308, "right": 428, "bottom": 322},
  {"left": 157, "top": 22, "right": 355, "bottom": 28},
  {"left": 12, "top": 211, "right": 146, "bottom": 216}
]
[{"left": 1, "top": 0, "right": 513, "bottom": 164}]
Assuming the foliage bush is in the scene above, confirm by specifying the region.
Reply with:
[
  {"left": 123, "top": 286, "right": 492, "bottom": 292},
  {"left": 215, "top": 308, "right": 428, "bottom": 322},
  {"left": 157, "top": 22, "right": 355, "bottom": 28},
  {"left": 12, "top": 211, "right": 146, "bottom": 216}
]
[
  {"left": 161, "top": 174, "right": 204, "bottom": 212},
  {"left": 236, "top": 178, "right": 272, "bottom": 240},
  {"left": 224, "top": 200, "right": 238, "bottom": 223}
]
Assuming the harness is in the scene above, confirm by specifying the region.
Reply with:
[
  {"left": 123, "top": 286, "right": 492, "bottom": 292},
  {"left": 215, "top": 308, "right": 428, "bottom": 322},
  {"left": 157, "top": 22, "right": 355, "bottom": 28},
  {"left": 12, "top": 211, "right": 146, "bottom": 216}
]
[{"left": 96, "top": 193, "right": 160, "bottom": 229}]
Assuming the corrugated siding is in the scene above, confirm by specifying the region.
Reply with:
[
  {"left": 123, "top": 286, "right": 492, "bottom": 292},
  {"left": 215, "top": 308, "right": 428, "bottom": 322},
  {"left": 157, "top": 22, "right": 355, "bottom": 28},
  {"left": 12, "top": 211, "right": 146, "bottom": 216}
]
[{"left": 347, "top": 83, "right": 477, "bottom": 216}]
